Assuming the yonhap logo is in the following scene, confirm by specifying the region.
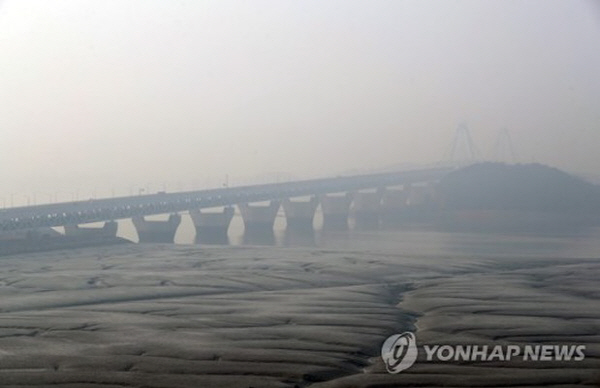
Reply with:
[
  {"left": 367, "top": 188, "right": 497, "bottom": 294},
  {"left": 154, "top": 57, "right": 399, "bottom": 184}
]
[
  {"left": 381, "top": 331, "right": 586, "bottom": 374},
  {"left": 381, "top": 332, "right": 418, "bottom": 373}
]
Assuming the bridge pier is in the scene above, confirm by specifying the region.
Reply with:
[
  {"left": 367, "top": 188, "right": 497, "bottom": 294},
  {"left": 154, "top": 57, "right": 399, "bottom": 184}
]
[
  {"left": 405, "top": 184, "right": 437, "bottom": 221},
  {"left": 190, "top": 207, "right": 234, "bottom": 245},
  {"left": 64, "top": 221, "right": 118, "bottom": 239},
  {"left": 132, "top": 214, "right": 181, "bottom": 243},
  {"left": 282, "top": 197, "right": 319, "bottom": 230},
  {"left": 352, "top": 189, "right": 384, "bottom": 229},
  {"left": 282, "top": 226, "right": 316, "bottom": 247},
  {"left": 242, "top": 228, "right": 277, "bottom": 246},
  {"left": 238, "top": 201, "right": 280, "bottom": 246},
  {"left": 380, "top": 187, "right": 409, "bottom": 226},
  {"left": 238, "top": 201, "right": 281, "bottom": 232},
  {"left": 320, "top": 193, "right": 353, "bottom": 230}
]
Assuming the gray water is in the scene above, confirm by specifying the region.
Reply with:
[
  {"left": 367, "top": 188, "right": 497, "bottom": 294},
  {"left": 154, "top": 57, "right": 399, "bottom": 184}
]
[{"left": 105, "top": 208, "right": 600, "bottom": 259}]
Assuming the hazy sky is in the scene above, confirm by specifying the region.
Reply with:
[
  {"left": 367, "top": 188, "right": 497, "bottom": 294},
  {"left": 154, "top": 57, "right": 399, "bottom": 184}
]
[{"left": 1, "top": 0, "right": 599, "bottom": 203}]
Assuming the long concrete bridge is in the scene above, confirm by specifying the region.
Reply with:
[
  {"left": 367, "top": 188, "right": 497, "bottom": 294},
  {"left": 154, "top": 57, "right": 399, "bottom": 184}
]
[{"left": 0, "top": 166, "right": 454, "bottom": 244}]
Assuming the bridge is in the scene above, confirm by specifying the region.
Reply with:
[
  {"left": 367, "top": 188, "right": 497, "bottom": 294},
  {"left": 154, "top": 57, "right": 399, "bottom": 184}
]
[{"left": 0, "top": 165, "right": 455, "bottom": 244}]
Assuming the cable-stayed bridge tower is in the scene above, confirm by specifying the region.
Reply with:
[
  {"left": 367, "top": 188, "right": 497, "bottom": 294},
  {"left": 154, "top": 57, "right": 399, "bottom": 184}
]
[
  {"left": 492, "top": 128, "right": 517, "bottom": 163},
  {"left": 445, "top": 122, "right": 480, "bottom": 166}
]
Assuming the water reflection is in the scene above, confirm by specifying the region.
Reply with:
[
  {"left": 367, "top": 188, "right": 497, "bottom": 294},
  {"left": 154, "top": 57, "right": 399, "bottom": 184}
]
[
  {"left": 380, "top": 210, "right": 408, "bottom": 228},
  {"left": 322, "top": 216, "right": 349, "bottom": 231},
  {"left": 121, "top": 212, "right": 600, "bottom": 258},
  {"left": 194, "top": 230, "right": 230, "bottom": 245},
  {"left": 281, "top": 226, "right": 316, "bottom": 247},
  {"left": 352, "top": 214, "right": 380, "bottom": 231},
  {"left": 242, "top": 227, "right": 276, "bottom": 246}
]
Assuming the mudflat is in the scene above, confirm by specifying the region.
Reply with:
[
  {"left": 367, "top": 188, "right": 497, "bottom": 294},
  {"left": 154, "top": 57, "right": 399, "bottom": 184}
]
[{"left": 0, "top": 242, "right": 597, "bottom": 387}]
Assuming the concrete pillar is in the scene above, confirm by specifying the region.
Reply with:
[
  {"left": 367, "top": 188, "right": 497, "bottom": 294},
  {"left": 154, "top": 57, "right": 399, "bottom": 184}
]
[
  {"left": 132, "top": 214, "right": 181, "bottom": 243},
  {"left": 405, "top": 184, "right": 436, "bottom": 221},
  {"left": 0, "top": 227, "right": 63, "bottom": 255},
  {"left": 282, "top": 196, "right": 319, "bottom": 230},
  {"left": 238, "top": 201, "right": 281, "bottom": 232},
  {"left": 380, "top": 188, "right": 409, "bottom": 226},
  {"left": 64, "top": 221, "right": 118, "bottom": 239},
  {"left": 242, "top": 228, "right": 276, "bottom": 246},
  {"left": 190, "top": 207, "right": 234, "bottom": 245},
  {"left": 320, "top": 193, "right": 353, "bottom": 230},
  {"left": 282, "top": 227, "right": 315, "bottom": 247},
  {"left": 352, "top": 189, "right": 384, "bottom": 229},
  {"left": 407, "top": 185, "right": 428, "bottom": 206}
]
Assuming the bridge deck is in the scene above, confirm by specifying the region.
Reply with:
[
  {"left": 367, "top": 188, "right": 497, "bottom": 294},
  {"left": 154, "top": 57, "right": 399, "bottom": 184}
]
[{"left": 0, "top": 167, "right": 453, "bottom": 231}]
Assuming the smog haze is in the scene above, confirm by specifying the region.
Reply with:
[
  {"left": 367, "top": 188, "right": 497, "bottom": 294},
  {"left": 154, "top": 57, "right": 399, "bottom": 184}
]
[{"left": 1, "top": 0, "right": 599, "bottom": 203}]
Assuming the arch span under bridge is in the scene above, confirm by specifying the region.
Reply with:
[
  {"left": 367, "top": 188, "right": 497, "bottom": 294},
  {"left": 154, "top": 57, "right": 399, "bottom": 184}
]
[{"left": 0, "top": 165, "right": 455, "bottom": 243}]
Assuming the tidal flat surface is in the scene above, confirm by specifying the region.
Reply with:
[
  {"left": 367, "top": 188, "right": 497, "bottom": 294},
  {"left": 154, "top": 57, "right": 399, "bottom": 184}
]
[{"left": 0, "top": 229, "right": 598, "bottom": 387}]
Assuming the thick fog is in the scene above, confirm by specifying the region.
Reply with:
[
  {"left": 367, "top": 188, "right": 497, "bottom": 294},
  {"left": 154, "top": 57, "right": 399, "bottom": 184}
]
[{"left": 0, "top": 0, "right": 599, "bottom": 204}]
